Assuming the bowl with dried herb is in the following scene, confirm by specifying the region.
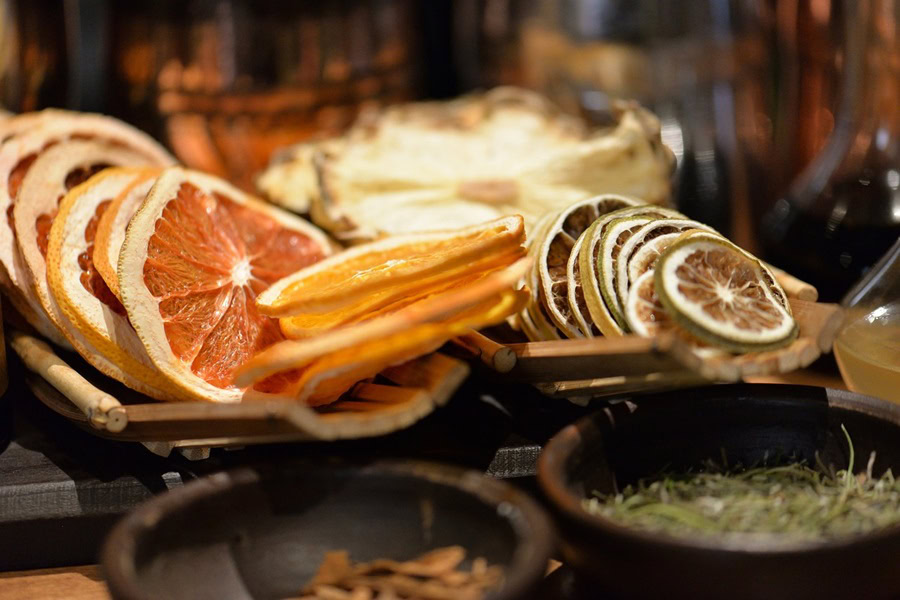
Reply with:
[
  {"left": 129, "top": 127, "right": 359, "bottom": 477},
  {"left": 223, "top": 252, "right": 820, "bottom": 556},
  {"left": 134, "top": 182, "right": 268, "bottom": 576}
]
[
  {"left": 538, "top": 383, "right": 900, "bottom": 600},
  {"left": 102, "top": 460, "right": 554, "bottom": 600}
]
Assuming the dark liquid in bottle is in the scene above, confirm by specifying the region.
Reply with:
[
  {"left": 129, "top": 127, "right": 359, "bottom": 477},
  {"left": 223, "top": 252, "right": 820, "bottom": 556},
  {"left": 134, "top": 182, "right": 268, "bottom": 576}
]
[{"left": 764, "top": 176, "right": 900, "bottom": 303}]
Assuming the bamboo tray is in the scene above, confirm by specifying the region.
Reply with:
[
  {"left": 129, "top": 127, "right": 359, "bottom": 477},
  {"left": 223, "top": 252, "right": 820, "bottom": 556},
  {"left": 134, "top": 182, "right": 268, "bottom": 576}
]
[
  {"left": 461, "top": 298, "right": 843, "bottom": 400},
  {"left": 10, "top": 331, "right": 469, "bottom": 459}
]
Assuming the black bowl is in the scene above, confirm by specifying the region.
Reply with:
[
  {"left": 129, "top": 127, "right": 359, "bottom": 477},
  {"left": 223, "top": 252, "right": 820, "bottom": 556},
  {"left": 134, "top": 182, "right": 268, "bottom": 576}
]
[
  {"left": 538, "top": 384, "right": 900, "bottom": 600},
  {"left": 102, "top": 460, "right": 555, "bottom": 600}
]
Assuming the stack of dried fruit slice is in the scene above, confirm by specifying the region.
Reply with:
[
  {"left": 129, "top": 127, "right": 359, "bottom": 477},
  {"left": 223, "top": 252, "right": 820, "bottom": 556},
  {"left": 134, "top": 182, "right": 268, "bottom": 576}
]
[
  {"left": 519, "top": 195, "right": 798, "bottom": 354},
  {"left": 3, "top": 113, "right": 528, "bottom": 408},
  {"left": 240, "top": 217, "right": 528, "bottom": 405}
]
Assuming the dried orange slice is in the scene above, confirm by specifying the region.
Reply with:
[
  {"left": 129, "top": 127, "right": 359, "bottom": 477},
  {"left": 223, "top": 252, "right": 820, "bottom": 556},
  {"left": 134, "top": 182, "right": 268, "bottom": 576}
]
[
  {"left": 579, "top": 205, "right": 683, "bottom": 334},
  {"left": 256, "top": 215, "right": 525, "bottom": 318},
  {"left": 535, "top": 194, "right": 642, "bottom": 338},
  {"left": 93, "top": 169, "right": 161, "bottom": 301},
  {"left": 14, "top": 140, "right": 161, "bottom": 338},
  {"left": 615, "top": 218, "right": 716, "bottom": 309},
  {"left": 46, "top": 167, "right": 185, "bottom": 400},
  {"left": 235, "top": 259, "right": 529, "bottom": 394},
  {"left": 295, "top": 289, "right": 527, "bottom": 406},
  {"left": 118, "top": 167, "right": 334, "bottom": 402},
  {"left": 654, "top": 232, "right": 797, "bottom": 352},
  {"left": 0, "top": 113, "right": 173, "bottom": 345}
]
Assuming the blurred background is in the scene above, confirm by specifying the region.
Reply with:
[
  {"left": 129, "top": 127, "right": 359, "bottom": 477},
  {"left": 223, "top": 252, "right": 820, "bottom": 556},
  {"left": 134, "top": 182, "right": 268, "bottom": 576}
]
[{"left": 0, "top": 0, "right": 897, "bottom": 303}]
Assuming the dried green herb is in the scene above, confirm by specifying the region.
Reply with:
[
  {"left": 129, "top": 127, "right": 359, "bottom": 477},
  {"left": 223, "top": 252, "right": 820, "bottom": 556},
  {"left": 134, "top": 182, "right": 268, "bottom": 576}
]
[{"left": 583, "top": 426, "right": 900, "bottom": 542}]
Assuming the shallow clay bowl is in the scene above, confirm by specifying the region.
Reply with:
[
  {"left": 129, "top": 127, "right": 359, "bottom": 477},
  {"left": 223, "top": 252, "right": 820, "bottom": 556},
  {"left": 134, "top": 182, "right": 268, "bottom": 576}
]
[
  {"left": 102, "top": 460, "right": 554, "bottom": 600},
  {"left": 538, "top": 383, "right": 900, "bottom": 600}
]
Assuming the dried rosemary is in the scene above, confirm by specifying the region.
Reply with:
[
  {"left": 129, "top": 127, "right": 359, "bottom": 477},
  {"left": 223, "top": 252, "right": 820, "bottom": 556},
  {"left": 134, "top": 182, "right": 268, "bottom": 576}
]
[{"left": 583, "top": 426, "right": 900, "bottom": 542}]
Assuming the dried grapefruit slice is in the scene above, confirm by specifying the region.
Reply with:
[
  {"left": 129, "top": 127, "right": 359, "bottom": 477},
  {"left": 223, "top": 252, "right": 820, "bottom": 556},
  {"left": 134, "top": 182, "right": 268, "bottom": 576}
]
[
  {"left": 654, "top": 232, "right": 797, "bottom": 352},
  {"left": 14, "top": 140, "right": 159, "bottom": 338},
  {"left": 615, "top": 218, "right": 716, "bottom": 309},
  {"left": 118, "top": 168, "right": 333, "bottom": 402},
  {"left": 535, "top": 194, "right": 641, "bottom": 338},
  {"left": 0, "top": 113, "right": 173, "bottom": 344},
  {"left": 579, "top": 205, "right": 683, "bottom": 334},
  {"left": 93, "top": 169, "right": 161, "bottom": 302},
  {"left": 256, "top": 215, "right": 525, "bottom": 318},
  {"left": 46, "top": 167, "right": 186, "bottom": 400}
]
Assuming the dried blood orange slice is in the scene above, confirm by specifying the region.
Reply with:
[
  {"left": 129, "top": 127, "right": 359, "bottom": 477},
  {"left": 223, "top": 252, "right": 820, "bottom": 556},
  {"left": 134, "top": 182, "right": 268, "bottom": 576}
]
[
  {"left": 118, "top": 168, "right": 333, "bottom": 403},
  {"left": 46, "top": 168, "right": 185, "bottom": 400},
  {"left": 92, "top": 169, "right": 160, "bottom": 301},
  {"left": 256, "top": 215, "right": 525, "bottom": 318},
  {"left": 535, "top": 194, "right": 641, "bottom": 339},
  {"left": 654, "top": 232, "right": 797, "bottom": 352},
  {"left": 14, "top": 140, "right": 153, "bottom": 336},
  {"left": 0, "top": 113, "right": 173, "bottom": 344}
]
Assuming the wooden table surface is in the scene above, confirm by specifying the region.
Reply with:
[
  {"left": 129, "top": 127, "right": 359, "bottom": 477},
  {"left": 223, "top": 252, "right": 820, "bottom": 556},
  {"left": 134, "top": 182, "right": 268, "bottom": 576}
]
[{"left": 0, "top": 370, "right": 851, "bottom": 599}]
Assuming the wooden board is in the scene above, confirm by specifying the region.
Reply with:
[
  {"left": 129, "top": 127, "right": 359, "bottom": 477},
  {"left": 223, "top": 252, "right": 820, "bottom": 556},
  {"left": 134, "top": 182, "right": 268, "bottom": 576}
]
[
  {"left": 464, "top": 299, "right": 843, "bottom": 398},
  {"left": 11, "top": 331, "right": 470, "bottom": 456}
]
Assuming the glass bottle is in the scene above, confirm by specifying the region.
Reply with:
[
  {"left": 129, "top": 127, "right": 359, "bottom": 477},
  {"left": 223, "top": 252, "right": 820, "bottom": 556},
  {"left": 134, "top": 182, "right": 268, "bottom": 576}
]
[
  {"left": 762, "top": 0, "right": 900, "bottom": 303},
  {"left": 834, "top": 237, "right": 900, "bottom": 402}
]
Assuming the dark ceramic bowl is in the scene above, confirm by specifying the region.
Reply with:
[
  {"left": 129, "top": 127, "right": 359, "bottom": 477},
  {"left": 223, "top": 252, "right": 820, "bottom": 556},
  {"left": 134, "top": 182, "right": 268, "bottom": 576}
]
[
  {"left": 538, "top": 384, "right": 900, "bottom": 600},
  {"left": 102, "top": 460, "right": 554, "bottom": 600}
]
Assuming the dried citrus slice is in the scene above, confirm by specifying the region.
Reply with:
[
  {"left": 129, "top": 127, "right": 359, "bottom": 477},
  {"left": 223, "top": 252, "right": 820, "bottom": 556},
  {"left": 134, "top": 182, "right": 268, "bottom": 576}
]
[
  {"left": 14, "top": 140, "right": 160, "bottom": 338},
  {"left": 536, "top": 194, "right": 642, "bottom": 338},
  {"left": 256, "top": 215, "right": 525, "bottom": 318},
  {"left": 597, "top": 215, "right": 656, "bottom": 328},
  {"left": 579, "top": 205, "right": 683, "bottom": 334},
  {"left": 235, "top": 259, "right": 530, "bottom": 388},
  {"left": 0, "top": 113, "right": 173, "bottom": 345},
  {"left": 517, "top": 211, "right": 560, "bottom": 341},
  {"left": 46, "top": 167, "right": 186, "bottom": 400},
  {"left": 654, "top": 232, "right": 798, "bottom": 352},
  {"left": 624, "top": 270, "right": 672, "bottom": 337},
  {"left": 294, "top": 289, "right": 527, "bottom": 406},
  {"left": 93, "top": 169, "right": 161, "bottom": 302},
  {"left": 565, "top": 231, "right": 599, "bottom": 337},
  {"left": 118, "top": 167, "right": 334, "bottom": 402},
  {"left": 615, "top": 219, "right": 716, "bottom": 309}
]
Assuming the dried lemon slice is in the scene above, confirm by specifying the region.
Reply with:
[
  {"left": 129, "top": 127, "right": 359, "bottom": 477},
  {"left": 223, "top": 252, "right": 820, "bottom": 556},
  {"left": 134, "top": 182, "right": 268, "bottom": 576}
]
[
  {"left": 615, "top": 218, "right": 716, "bottom": 309},
  {"left": 536, "top": 194, "right": 641, "bottom": 338},
  {"left": 654, "top": 232, "right": 797, "bottom": 352},
  {"left": 580, "top": 205, "right": 683, "bottom": 334}
]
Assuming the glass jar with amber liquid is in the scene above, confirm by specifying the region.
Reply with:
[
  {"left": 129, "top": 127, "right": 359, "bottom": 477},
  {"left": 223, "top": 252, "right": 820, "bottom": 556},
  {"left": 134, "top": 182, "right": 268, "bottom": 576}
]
[{"left": 834, "top": 237, "right": 900, "bottom": 402}]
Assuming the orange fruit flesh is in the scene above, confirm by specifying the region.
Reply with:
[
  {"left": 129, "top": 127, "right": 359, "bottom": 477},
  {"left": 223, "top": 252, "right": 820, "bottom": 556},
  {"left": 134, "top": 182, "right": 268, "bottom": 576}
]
[
  {"left": 268, "top": 221, "right": 524, "bottom": 315},
  {"left": 145, "top": 182, "right": 327, "bottom": 389}
]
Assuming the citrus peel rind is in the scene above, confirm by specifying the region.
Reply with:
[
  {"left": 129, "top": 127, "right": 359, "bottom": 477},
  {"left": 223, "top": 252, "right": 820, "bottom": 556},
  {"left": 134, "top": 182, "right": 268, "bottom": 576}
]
[
  {"left": 654, "top": 233, "right": 798, "bottom": 352},
  {"left": 118, "top": 167, "right": 333, "bottom": 403}
]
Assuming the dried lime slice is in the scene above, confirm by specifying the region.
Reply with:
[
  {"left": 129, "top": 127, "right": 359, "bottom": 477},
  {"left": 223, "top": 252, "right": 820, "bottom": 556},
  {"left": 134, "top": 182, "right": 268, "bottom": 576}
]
[
  {"left": 624, "top": 269, "right": 672, "bottom": 337},
  {"left": 654, "top": 232, "right": 797, "bottom": 352},
  {"left": 579, "top": 205, "right": 680, "bottom": 336},
  {"left": 566, "top": 230, "right": 600, "bottom": 337},
  {"left": 615, "top": 218, "right": 716, "bottom": 309},
  {"left": 536, "top": 194, "right": 641, "bottom": 338},
  {"left": 597, "top": 215, "right": 656, "bottom": 328}
]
